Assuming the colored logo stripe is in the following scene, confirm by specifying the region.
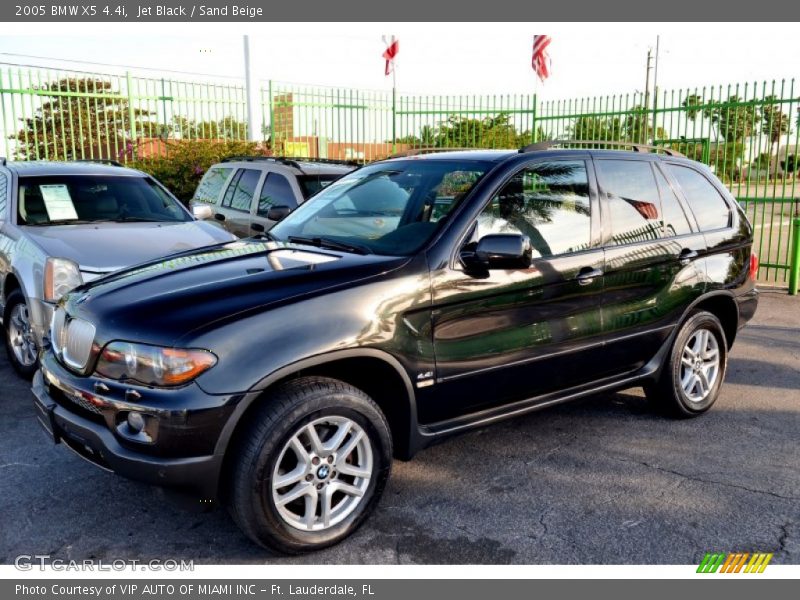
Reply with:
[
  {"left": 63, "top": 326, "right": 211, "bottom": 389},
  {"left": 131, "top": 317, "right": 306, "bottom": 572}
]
[{"left": 697, "top": 552, "right": 773, "bottom": 573}]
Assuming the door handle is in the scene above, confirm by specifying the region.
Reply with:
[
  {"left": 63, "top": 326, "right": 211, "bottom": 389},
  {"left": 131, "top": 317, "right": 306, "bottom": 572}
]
[
  {"left": 251, "top": 222, "right": 265, "bottom": 232},
  {"left": 577, "top": 267, "right": 603, "bottom": 285},
  {"left": 214, "top": 213, "right": 226, "bottom": 222},
  {"left": 679, "top": 248, "right": 699, "bottom": 264}
]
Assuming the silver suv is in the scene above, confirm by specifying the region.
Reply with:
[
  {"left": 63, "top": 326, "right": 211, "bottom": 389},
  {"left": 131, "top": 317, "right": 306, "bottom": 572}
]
[
  {"left": 0, "top": 159, "right": 236, "bottom": 377},
  {"left": 190, "top": 156, "right": 356, "bottom": 237}
]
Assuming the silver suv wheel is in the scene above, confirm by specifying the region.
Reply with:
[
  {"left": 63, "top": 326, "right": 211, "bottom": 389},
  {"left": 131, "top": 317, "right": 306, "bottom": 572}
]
[
  {"left": 271, "top": 415, "right": 373, "bottom": 532},
  {"left": 8, "top": 301, "right": 37, "bottom": 367},
  {"left": 679, "top": 327, "right": 720, "bottom": 403}
]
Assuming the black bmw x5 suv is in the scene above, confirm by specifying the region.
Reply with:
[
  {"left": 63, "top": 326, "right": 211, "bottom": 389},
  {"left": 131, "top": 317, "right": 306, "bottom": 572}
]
[{"left": 32, "top": 142, "right": 758, "bottom": 553}]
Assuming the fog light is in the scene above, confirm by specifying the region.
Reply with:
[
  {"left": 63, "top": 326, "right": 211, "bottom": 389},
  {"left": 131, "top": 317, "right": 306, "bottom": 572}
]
[{"left": 127, "top": 411, "right": 145, "bottom": 433}]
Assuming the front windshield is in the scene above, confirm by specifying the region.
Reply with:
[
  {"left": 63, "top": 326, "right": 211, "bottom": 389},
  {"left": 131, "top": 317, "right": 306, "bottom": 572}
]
[
  {"left": 270, "top": 159, "right": 492, "bottom": 255},
  {"left": 17, "top": 175, "right": 191, "bottom": 226}
]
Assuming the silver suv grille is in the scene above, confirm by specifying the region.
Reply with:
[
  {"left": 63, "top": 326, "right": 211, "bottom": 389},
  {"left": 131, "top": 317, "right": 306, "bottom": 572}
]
[{"left": 51, "top": 308, "right": 96, "bottom": 371}]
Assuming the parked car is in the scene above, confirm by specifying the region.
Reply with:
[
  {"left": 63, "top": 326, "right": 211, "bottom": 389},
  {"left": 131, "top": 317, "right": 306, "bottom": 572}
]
[
  {"left": 190, "top": 156, "right": 357, "bottom": 237},
  {"left": 31, "top": 143, "right": 758, "bottom": 553},
  {"left": 0, "top": 159, "right": 236, "bottom": 377}
]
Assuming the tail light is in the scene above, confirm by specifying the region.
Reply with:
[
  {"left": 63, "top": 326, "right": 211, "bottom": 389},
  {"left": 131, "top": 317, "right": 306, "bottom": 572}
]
[{"left": 748, "top": 253, "right": 759, "bottom": 280}]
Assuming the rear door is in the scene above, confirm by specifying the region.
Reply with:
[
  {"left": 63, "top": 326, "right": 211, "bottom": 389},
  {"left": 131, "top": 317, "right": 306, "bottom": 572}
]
[
  {"left": 662, "top": 162, "right": 747, "bottom": 288},
  {"left": 216, "top": 168, "right": 264, "bottom": 237},
  {"left": 595, "top": 157, "right": 706, "bottom": 377}
]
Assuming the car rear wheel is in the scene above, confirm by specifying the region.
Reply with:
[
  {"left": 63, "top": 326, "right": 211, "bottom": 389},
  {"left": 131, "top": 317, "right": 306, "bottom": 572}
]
[
  {"left": 646, "top": 310, "right": 727, "bottom": 418},
  {"left": 226, "top": 376, "right": 392, "bottom": 554},
  {"left": 3, "top": 289, "right": 39, "bottom": 379}
]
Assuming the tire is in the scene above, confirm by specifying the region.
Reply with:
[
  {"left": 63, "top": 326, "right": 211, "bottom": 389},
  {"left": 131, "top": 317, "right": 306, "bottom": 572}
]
[
  {"left": 646, "top": 310, "right": 728, "bottom": 418},
  {"left": 226, "top": 376, "right": 392, "bottom": 554},
  {"left": 3, "top": 289, "right": 39, "bottom": 379}
]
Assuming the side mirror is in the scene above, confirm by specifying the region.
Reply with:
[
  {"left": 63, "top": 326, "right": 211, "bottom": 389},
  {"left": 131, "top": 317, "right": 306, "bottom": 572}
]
[
  {"left": 465, "top": 233, "right": 533, "bottom": 270},
  {"left": 267, "top": 205, "right": 292, "bottom": 222},
  {"left": 192, "top": 204, "right": 213, "bottom": 220}
]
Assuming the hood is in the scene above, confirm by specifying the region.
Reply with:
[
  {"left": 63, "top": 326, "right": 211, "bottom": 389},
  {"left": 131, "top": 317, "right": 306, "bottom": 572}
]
[
  {"left": 23, "top": 221, "right": 235, "bottom": 273},
  {"left": 63, "top": 239, "right": 410, "bottom": 346}
]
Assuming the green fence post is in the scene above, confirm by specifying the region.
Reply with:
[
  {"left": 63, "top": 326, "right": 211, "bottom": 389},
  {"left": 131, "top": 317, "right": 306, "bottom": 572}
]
[
  {"left": 125, "top": 71, "right": 137, "bottom": 161},
  {"left": 391, "top": 85, "right": 396, "bottom": 153},
  {"left": 789, "top": 200, "right": 800, "bottom": 296},
  {"left": 268, "top": 80, "right": 274, "bottom": 152}
]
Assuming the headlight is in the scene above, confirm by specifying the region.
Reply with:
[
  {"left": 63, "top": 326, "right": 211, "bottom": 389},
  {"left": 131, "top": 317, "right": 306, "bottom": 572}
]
[
  {"left": 95, "top": 342, "right": 217, "bottom": 387},
  {"left": 44, "top": 257, "right": 83, "bottom": 302}
]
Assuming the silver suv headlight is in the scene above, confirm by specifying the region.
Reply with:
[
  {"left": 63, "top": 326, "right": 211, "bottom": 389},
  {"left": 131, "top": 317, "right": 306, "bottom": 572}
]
[{"left": 44, "top": 257, "right": 83, "bottom": 302}]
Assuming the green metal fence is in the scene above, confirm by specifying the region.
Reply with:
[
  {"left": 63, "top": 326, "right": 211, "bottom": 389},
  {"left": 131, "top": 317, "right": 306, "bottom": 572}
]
[
  {"left": 1, "top": 62, "right": 797, "bottom": 289},
  {"left": 265, "top": 79, "right": 799, "bottom": 288},
  {"left": 0, "top": 62, "right": 248, "bottom": 163}
]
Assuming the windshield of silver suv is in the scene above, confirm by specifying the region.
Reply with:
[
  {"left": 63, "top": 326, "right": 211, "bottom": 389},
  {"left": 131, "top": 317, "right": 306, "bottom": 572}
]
[
  {"left": 269, "top": 159, "right": 493, "bottom": 255},
  {"left": 17, "top": 175, "right": 192, "bottom": 226}
]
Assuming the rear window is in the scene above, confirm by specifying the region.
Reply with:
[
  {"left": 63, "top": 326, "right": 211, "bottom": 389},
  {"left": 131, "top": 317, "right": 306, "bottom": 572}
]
[
  {"left": 667, "top": 164, "right": 732, "bottom": 231},
  {"left": 595, "top": 159, "right": 662, "bottom": 245},
  {"left": 297, "top": 175, "right": 342, "bottom": 198},
  {"left": 17, "top": 175, "right": 191, "bottom": 226}
]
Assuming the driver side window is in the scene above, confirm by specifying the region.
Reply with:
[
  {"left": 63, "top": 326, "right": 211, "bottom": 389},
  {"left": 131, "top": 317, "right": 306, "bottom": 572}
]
[{"left": 477, "top": 160, "right": 592, "bottom": 258}]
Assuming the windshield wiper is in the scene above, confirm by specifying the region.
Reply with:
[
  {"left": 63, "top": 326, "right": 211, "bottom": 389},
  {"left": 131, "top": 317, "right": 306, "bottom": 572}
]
[
  {"left": 29, "top": 219, "right": 96, "bottom": 226},
  {"left": 287, "top": 235, "right": 372, "bottom": 255}
]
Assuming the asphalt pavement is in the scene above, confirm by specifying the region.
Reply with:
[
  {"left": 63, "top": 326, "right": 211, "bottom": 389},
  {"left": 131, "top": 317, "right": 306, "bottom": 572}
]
[{"left": 0, "top": 291, "right": 797, "bottom": 564}]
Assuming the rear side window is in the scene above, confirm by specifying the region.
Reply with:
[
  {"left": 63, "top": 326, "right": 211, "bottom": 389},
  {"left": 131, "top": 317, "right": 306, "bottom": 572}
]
[
  {"left": 667, "top": 165, "right": 731, "bottom": 231},
  {"left": 257, "top": 173, "right": 297, "bottom": 217},
  {"left": 222, "top": 168, "right": 261, "bottom": 212},
  {"left": 477, "top": 160, "right": 592, "bottom": 258},
  {"left": 654, "top": 167, "right": 692, "bottom": 237},
  {"left": 193, "top": 167, "right": 232, "bottom": 205},
  {"left": 595, "top": 159, "right": 662, "bottom": 245}
]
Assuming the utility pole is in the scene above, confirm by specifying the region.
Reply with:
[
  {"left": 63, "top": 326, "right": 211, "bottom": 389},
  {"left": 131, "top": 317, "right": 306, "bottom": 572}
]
[
  {"left": 243, "top": 35, "right": 256, "bottom": 142},
  {"left": 643, "top": 47, "right": 653, "bottom": 144}
]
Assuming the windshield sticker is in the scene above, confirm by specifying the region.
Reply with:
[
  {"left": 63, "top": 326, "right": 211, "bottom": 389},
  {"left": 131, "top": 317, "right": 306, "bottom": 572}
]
[{"left": 39, "top": 185, "right": 79, "bottom": 220}]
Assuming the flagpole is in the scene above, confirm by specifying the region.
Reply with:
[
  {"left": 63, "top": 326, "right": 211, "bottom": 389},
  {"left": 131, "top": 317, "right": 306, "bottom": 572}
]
[
  {"left": 532, "top": 36, "right": 539, "bottom": 143},
  {"left": 392, "top": 62, "right": 397, "bottom": 153}
]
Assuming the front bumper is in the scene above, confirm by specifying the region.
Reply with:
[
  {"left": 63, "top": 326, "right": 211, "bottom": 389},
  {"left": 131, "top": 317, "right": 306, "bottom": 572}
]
[{"left": 31, "top": 354, "right": 237, "bottom": 499}]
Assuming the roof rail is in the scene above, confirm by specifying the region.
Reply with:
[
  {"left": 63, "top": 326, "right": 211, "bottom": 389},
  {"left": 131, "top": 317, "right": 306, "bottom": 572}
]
[
  {"left": 220, "top": 156, "right": 360, "bottom": 170},
  {"left": 519, "top": 140, "right": 685, "bottom": 157},
  {"left": 388, "top": 147, "right": 476, "bottom": 159},
  {"left": 72, "top": 159, "right": 124, "bottom": 167},
  {"left": 285, "top": 156, "right": 361, "bottom": 167}
]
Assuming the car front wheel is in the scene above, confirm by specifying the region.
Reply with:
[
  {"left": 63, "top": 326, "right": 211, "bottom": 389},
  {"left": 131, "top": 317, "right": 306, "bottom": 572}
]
[
  {"left": 226, "top": 376, "right": 392, "bottom": 553},
  {"left": 3, "top": 289, "right": 39, "bottom": 379}
]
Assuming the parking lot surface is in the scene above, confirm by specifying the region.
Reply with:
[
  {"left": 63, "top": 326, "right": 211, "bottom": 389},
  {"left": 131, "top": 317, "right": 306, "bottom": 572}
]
[{"left": 1, "top": 292, "right": 798, "bottom": 564}]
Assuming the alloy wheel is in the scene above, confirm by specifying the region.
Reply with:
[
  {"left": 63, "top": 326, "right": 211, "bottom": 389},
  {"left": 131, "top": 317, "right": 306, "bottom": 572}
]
[
  {"left": 270, "top": 416, "right": 373, "bottom": 532},
  {"left": 8, "top": 302, "right": 37, "bottom": 367},
  {"left": 679, "top": 328, "right": 720, "bottom": 403}
]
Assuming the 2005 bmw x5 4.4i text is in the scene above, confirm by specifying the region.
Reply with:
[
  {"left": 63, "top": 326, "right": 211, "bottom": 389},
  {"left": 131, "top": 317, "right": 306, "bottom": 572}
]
[{"left": 32, "top": 142, "right": 758, "bottom": 553}]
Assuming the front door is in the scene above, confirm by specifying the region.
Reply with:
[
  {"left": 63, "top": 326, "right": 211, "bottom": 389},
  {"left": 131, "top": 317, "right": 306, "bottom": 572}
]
[{"left": 425, "top": 158, "right": 606, "bottom": 425}]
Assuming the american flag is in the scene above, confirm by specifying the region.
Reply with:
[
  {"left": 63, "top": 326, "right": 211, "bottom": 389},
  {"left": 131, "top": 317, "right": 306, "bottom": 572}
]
[
  {"left": 382, "top": 36, "right": 399, "bottom": 77},
  {"left": 532, "top": 35, "right": 551, "bottom": 82}
]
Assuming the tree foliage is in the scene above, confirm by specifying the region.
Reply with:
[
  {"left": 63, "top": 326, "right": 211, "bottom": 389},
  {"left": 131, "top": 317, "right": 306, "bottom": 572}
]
[
  {"left": 10, "top": 77, "right": 153, "bottom": 160},
  {"left": 132, "top": 139, "right": 261, "bottom": 203}
]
